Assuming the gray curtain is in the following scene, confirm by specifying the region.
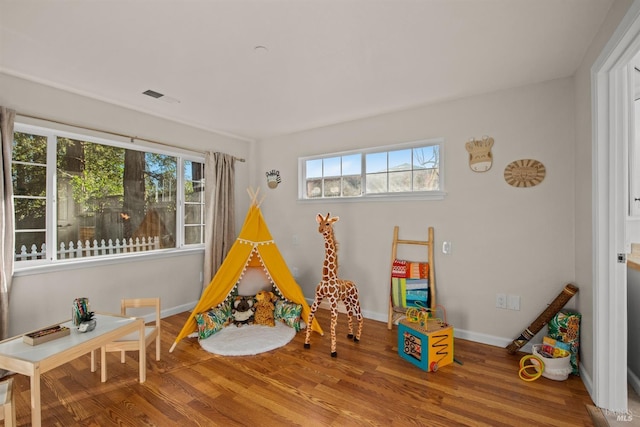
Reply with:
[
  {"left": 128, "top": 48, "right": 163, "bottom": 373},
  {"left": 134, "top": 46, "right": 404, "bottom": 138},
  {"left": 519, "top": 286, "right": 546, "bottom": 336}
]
[
  {"left": 203, "top": 152, "right": 236, "bottom": 293},
  {"left": 0, "top": 107, "right": 15, "bottom": 344}
]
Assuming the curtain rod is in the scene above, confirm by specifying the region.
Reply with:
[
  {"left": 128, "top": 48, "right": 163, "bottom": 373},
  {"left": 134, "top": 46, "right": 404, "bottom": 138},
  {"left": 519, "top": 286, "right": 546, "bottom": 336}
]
[{"left": 16, "top": 113, "right": 246, "bottom": 162}]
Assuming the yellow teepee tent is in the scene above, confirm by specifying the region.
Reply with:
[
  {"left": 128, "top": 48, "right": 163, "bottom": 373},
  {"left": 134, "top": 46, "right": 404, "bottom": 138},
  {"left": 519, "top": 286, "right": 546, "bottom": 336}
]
[{"left": 170, "top": 195, "right": 323, "bottom": 352}]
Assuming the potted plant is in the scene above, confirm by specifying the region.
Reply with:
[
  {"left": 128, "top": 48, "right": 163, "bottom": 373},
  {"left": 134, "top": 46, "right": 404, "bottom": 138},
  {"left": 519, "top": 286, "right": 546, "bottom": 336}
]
[
  {"left": 77, "top": 311, "right": 96, "bottom": 333},
  {"left": 73, "top": 298, "right": 97, "bottom": 332}
]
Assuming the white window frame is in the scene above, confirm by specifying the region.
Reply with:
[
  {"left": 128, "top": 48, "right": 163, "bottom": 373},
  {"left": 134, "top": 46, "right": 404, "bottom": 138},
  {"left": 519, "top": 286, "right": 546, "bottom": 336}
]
[
  {"left": 298, "top": 138, "right": 446, "bottom": 202},
  {"left": 631, "top": 64, "right": 640, "bottom": 217},
  {"left": 12, "top": 122, "right": 205, "bottom": 273},
  {"left": 182, "top": 159, "right": 206, "bottom": 246}
]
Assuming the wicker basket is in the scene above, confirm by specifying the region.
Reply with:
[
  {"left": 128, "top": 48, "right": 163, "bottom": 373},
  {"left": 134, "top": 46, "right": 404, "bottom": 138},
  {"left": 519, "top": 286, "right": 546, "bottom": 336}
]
[{"left": 532, "top": 344, "right": 572, "bottom": 381}]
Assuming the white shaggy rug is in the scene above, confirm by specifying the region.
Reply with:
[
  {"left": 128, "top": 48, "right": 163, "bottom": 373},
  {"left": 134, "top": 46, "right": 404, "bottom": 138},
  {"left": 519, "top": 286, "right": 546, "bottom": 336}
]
[{"left": 198, "top": 322, "right": 297, "bottom": 356}]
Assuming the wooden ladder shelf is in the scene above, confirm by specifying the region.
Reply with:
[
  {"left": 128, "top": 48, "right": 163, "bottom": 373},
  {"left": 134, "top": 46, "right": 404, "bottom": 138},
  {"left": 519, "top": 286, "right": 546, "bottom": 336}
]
[{"left": 388, "top": 226, "right": 436, "bottom": 330}]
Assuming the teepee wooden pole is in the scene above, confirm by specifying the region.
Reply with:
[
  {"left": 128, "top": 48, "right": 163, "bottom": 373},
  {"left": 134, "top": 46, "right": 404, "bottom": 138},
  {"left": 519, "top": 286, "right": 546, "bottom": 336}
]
[{"left": 247, "top": 187, "right": 265, "bottom": 207}]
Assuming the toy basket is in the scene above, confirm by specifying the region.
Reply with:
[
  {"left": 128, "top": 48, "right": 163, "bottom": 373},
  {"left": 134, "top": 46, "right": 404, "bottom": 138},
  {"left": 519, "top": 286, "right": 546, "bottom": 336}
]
[{"left": 531, "top": 344, "right": 572, "bottom": 381}]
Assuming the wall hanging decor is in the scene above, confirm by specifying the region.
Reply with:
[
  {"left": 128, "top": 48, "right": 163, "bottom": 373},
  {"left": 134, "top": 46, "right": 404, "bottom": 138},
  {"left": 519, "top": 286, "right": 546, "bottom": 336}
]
[
  {"left": 504, "top": 159, "right": 546, "bottom": 188},
  {"left": 266, "top": 170, "right": 281, "bottom": 189},
  {"left": 465, "top": 136, "right": 494, "bottom": 172}
]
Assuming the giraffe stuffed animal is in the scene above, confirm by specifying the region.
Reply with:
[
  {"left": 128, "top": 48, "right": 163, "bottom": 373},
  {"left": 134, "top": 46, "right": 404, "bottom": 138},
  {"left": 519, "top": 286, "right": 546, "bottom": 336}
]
[{"left": 304, "top": 213, "right": 363, "bottom": 357}]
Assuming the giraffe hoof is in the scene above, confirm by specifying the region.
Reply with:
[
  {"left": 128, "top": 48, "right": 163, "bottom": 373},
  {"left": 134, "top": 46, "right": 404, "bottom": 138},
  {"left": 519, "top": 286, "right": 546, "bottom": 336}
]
[
  {"left": 331, "top": 351, "right": 337, "bottom": 358},
  {"left": 353, "top": 337, "right": 360, "bottom": 343},
  {"left": 304, "top": 343, "right": 310, "bottom": 349},
  {"left": 347, "top": 334, "right": 353, "bottom": 339}
]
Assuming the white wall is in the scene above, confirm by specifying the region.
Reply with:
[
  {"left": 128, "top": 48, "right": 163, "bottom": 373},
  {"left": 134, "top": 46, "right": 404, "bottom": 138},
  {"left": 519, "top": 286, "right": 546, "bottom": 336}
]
[
  {"left": 256, "top": 77, "right": 577, "bottom": 346},
  {"left": 0, "top": 73, "right": 252, "bottom": 336},
  {"left": 11, "top": 254, "right": 203, "bottom": 334}
]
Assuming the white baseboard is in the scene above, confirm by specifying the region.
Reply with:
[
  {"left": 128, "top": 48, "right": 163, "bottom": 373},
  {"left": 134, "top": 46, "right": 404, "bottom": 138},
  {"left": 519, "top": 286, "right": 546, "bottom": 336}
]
[
  {"left": 628, "top": 367, "right": 640, "bottom": 397},
  {"left": 164, "top": 301, "right": 197, "bottom": 318},
  {"left": 172, "top": 299, "right": 591, "bottom": 394},
  {"left": 306, "top": 299, "right": 523, "bottom": 349},
  {"left": 178, "top": 298, "right": 558, "bottom": 358},
  {"left": 581, "top": 365, "right": 594, "bottom": 399},
  {"left": 318, "top": 299, "right": 348, "bottom": 313}
]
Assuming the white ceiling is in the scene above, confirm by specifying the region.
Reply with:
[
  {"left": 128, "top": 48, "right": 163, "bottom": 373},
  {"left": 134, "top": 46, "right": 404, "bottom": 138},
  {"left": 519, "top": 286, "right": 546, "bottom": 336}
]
[{"left": 0, "top": 0, "right": 614, "bottom": 142}]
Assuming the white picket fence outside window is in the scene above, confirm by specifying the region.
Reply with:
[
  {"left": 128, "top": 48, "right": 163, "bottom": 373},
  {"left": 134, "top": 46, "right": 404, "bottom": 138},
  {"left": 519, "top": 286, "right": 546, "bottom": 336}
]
[{"left": 15, "top": 236, "right": 160, "bottom": 261}]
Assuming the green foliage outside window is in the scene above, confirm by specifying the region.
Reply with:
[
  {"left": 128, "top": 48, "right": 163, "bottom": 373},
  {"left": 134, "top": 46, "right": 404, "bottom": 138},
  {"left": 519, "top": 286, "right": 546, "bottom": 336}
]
[{"left": 12, "top": 125, "right": 197, "bottom": 264}]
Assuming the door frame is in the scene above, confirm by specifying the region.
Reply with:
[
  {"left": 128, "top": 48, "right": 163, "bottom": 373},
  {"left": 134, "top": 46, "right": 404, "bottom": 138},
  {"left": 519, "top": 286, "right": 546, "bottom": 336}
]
[{"left": 592, "top": 0, "right": 640, "bottom": 412}]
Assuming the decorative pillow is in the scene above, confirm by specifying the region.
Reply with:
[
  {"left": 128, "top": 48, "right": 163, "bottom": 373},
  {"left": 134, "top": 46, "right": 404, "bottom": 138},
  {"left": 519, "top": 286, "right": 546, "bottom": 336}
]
[
  {"left": 274, "top": 300, "right": 303, "bottom": 331},
  {"left": 195, "top": 302, "right": 232, "bottom": 340}
]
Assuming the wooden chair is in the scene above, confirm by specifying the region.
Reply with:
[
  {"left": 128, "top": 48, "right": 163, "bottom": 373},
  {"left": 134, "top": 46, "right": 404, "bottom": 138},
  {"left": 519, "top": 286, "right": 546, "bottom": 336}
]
[
  {"left": 0, "top": 377, "right": 16, "bottom": 427},
  {"left": 99, "top": 298, "right": 161, "bottom": 382},
  {"left": 388, "top": 226, "right": 436, "bottom": 329}
]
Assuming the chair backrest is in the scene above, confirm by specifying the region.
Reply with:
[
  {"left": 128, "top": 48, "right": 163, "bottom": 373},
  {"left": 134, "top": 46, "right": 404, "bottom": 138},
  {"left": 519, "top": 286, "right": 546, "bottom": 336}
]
[
  {"left": 0, "top": 377, "right": 12, "bottom": 406},
  {"left": 121, "top": 298, "right": 161, "bottom": 328},
  {"left": 0, "top": 377, "right": 14, "bottom": 425}
]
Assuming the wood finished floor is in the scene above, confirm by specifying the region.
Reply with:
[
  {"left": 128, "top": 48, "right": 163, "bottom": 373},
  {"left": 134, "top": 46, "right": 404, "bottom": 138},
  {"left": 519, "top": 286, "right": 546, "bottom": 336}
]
[{"left": 7, "top": 309, "right": 596, "bottom": 426}]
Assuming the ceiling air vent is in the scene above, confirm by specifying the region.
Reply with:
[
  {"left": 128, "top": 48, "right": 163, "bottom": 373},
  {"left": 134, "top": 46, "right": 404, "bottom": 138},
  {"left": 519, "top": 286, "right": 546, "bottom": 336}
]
[
  {"left": 143, "top": 89, "right": 164, "bottom": 99},
  {"left": 142, "top": 89, "right": 180, "bottom": 104}
]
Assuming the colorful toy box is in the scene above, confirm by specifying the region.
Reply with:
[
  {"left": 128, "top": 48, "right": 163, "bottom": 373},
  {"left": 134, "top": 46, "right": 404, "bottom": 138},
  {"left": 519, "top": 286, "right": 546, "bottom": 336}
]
[{"left": 398, "top": 318, "right": 454, "bottom": 372}]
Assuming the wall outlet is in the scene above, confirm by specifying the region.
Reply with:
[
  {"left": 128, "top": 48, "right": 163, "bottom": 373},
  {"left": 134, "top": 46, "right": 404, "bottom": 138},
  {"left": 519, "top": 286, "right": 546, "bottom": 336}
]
[
  {"left": 496, "top": 293, "right": 507, "bottom": 309},
  {"left": 507, "top": 295, "right": 521, "bottom": 311}
]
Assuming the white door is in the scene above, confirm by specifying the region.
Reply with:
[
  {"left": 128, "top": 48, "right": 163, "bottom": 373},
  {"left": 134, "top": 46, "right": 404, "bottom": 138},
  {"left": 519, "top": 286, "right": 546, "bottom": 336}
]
[{"left": 592, "top": 1, "right": 640, "bottom": 412}]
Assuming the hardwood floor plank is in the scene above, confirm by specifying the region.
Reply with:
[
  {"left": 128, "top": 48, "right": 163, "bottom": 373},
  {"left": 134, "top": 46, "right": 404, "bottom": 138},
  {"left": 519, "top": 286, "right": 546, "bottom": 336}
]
[{"left": 7, "top": 309, "right": 596, "bottom": 426}]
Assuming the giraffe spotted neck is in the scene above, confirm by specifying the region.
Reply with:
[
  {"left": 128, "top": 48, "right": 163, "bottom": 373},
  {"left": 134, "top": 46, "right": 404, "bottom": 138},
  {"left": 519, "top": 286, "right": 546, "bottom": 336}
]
[{"left": 318, "top": 213, "right": 339, "bottom": 280}]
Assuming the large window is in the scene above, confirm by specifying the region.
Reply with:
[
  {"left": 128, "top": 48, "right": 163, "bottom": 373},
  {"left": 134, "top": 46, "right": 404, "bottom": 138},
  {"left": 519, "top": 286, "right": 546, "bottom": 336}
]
[
  {"left": 12, "top": 124, "right": 205, "bottom": 267},
  {"left": 299, "top": 139, "right": 444, "bottom": 200}
]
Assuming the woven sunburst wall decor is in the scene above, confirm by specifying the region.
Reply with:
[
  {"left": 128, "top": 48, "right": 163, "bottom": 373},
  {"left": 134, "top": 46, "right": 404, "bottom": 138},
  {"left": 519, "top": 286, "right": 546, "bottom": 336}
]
[{"left": 504, "top": 159, "right": 546, "bottom": 188}]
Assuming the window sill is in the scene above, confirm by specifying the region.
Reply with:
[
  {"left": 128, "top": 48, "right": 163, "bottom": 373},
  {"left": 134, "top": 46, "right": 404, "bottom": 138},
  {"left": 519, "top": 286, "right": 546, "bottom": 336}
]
[
  {"left": 297, "top": 191, "right": 447, "bottom": 203},
  {"left": 12, "top": 246, "right": 205, "bottom": 277}
]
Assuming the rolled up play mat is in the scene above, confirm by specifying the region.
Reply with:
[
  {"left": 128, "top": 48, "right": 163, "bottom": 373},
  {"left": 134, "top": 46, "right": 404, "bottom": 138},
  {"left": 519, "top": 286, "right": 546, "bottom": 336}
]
[{"left": 506, "top": 283, "right": 578, "bottom": 354}]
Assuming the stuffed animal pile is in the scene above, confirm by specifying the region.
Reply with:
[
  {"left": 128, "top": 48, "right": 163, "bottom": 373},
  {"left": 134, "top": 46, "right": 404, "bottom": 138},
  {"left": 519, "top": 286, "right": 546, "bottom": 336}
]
[{"left": 197, "top": 292, "right": 304, "bottom": 340}]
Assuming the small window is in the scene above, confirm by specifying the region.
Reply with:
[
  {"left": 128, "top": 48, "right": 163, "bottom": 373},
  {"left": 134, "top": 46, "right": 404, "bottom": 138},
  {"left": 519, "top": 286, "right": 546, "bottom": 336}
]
[{"left": 299, "top": 139, "right": 444, "bottom": 201}]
